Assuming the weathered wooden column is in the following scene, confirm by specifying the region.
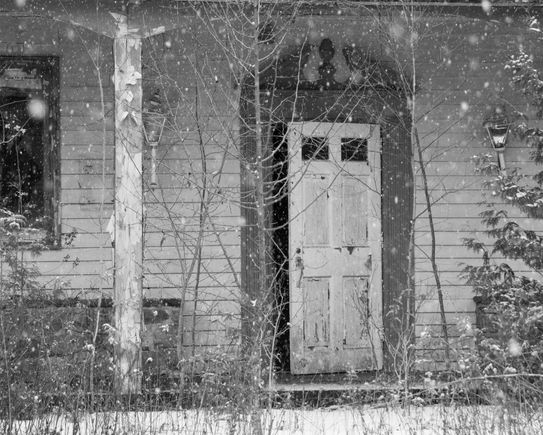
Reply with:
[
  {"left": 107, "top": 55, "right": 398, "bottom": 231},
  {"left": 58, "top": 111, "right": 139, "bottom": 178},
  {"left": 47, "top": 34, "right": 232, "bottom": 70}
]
[{"left": 113, "top": 12, "right": 143, "bottom": 394}]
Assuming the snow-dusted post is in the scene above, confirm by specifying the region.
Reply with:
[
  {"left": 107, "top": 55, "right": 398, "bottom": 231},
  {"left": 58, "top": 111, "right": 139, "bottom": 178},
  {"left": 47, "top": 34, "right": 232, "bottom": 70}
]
[{"left": 112, "top": 12, "right": 143, "bottom": 395}]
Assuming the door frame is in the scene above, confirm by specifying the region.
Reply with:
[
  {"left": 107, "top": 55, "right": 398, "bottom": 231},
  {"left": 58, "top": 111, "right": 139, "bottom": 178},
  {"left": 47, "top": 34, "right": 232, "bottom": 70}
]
[{"left": 239, "top": 86, "right": 413, "bottom": 373}]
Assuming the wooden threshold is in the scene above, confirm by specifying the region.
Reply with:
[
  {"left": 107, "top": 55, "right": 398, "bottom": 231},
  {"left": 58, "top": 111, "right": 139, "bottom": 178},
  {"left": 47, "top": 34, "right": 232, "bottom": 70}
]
[
  {"left": 268, "top": 382, "right": 401, "bottom": 392},
  {"left": 268, "top": 371, "right": 396, "bottom": 393}
]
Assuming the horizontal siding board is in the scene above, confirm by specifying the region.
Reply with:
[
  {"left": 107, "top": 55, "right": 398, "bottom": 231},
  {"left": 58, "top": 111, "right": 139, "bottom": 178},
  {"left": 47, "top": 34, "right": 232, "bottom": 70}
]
[
  {"left": 143, "top": 286, "right": 241, "bottom": 301},
  {"left": 414, "top": 338, "right": 473, "bottom": 352},
  {"left": 144, "top": 230, "right": 240, "bottom": 246},
  {"left": 414, "top": 231, "right": 539, "bottom": 246},
  {"left": 144, "top": 217, "right": 242, "bottom": 232},
  {"left": 61, "top": 219, "right": 111, "bottom": 234},
  {"left": 61, "top": 189, "right": 114, "bottom": 204},
  {"left": 60, "top": 146, "right": 114, "bottom": 159},
  {"left": 61, "top": 116, "right": 114, "bottom": 131},
  {"left": 61, "top": 160, "right": 113, "bottom": 175},
  {"left": 414, "top": 258, "right": 534, "bottom": 273},
  {"left": 144, "top": 245, "right": 241, "bottom": 260},
  {"left": 61, "top": 130, "right": 114, "bottom": 145},
  {"left": 32, "top": 263, "right": 111, "bottom": 279},
  {"left": 415, "top": 202, "right": 538, "bottom": 219},
  {"left": 147, "top": 187, "right": 239, "bottom": 204},
  {"left": 61, "top": 204, "right": 112, "bottom": 219},
  {"left": 62, "top": 174, "right": 114, "bottom": 189},
  {"left": 180, "top": 300, "right": 240, "bottom": 316},
  {"left": 145, "top": 202, "right": 240, "bottom": 219},
  {"left": 159, "top": 144, "right": 239, "bottom": 161},
  {"left": 184, "top": 314, "right": 240, "bottom": 331},
  {"left": 64, "top": 233, "right": 111, "bottom": 247},
  {"left": 24, "top": 248, "right": 112, "bottom": 263},
  {"left": 417, "top": 299, "right": 475, "bottom": 314},
  {"left": 415, "top": 324, "right": 474, "bottom": 338},
  {"left": 60, "top": 101, "right": 114, "bottom": 118},
  {"left": 155, "top": 158, "right": 240, "bottom": 174},
  {"left": 415, "top": 217, "right": 543, "bottom": 233},
  {"left": 181, "top": 330, "right": 232, "bottom": 347},
  {"left": 416, "top": 312, "right": 476, "bottom": 326},
  {"left": 144, "top": 173, "right": 241, "bottom": 189},
  {"left": 414, "top": 190, "right": 488, "bottom": 204},
  {"left": 413, "top": 286, "right": 475, "bottom": 300},
  {"left": 61, "top": 217, "right": 241, "bottom": 239},
  {"left": 417, "top": 165, "right": 542, "bottom": 183},
  {"left": 144, "top": 273, "right": 239, "bottom": 289},
  {"left": 144, "top": 258, "right": 240, "bottom": 275},
  {"left": 414, "top": 244, "right": 539, "bottom": 259},
  {"left": 61, "top": 87, "right": 114, "bottom": 103}
]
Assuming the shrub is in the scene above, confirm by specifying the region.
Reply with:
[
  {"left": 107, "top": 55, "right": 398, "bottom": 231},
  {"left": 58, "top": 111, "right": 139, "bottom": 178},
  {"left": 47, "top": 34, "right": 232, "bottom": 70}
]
[{"left": 463, "top": 50, "right": 543, "bottom": 392}]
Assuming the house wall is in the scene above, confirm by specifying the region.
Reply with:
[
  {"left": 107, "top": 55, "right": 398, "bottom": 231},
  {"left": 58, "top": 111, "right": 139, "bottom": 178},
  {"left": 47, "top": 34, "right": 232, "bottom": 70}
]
[
  {"left": 0, "top": 16, "right": 242, "bottom": 354},
  {"left": 140, "top": 27, "right": 242, "bottom": 350},
  {"left": 411, "top": 15, "right": 543, "bottom": 370},
  {"left": 247, "top": 12, "right": 543, "bottom": 370},
  {"left": 0, "top": 17, "right": 115, "bottom": 296},
  {"left": 2, "top": 8, "right": 543, "bottom": 371}
]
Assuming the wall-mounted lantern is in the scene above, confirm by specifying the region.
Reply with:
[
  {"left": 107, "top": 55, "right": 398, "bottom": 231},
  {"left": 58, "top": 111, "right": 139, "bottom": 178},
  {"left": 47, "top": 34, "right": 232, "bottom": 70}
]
[
  {"left": 143, "top": 90, "right": 166, "bottom": 189},
  {"left": 483, "top": 105, "right": 510, "bottom": 171}
]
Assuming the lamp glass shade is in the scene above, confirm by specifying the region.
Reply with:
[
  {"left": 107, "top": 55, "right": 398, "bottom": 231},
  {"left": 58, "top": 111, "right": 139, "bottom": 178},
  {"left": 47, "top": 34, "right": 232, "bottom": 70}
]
[
  {"left": 485, "top": 124, "right": 509, "bottom": 150},
  {"left": 143, "top": 112, "right": 166, "bottom": 143}
]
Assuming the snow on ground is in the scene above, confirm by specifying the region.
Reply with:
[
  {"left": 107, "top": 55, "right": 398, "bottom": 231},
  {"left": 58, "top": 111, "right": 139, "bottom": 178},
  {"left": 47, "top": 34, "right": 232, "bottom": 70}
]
[{"left": 5, "top": 405, "right": 543, "bottom": 434}]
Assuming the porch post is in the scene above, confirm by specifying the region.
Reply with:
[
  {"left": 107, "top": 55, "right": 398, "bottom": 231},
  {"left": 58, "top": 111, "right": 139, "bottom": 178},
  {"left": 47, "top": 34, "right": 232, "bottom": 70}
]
[{"left": 113, "top": 12, "right": 144, "bottom": 394}]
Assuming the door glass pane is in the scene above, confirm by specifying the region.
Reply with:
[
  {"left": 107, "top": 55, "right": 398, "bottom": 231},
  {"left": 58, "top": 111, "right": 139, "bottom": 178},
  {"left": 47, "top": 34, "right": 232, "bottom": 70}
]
[
  {"left": 341, "top": 137, "right": 367, "bottom": 161},
  {"left": 302, "top": 136, "right": 328, "bottom": 160}
]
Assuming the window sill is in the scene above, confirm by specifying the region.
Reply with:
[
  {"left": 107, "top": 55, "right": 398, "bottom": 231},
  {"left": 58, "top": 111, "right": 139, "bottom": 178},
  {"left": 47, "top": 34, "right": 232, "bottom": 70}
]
[{"left": 0, "top": 228, "right": 60, "bottom": 249}]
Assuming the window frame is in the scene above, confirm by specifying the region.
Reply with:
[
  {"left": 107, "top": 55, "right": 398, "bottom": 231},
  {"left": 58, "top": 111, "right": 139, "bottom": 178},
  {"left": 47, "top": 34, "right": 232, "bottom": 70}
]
[{"left": 0, "top": 56, "right": 60, "bottom": 246}]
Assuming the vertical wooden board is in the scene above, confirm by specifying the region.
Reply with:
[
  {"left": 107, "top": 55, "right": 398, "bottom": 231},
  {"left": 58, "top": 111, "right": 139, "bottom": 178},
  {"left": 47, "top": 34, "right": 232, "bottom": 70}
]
[
  {"left": 303, "top": 176, "right": 330, "bottom": 246},
  {"left": 303, "top": 277, "right": 330, "bottom": 347},
  {"left": 113, "top": 26, "right": 143, "bottom": 394},
  {"left": 343, "top": 276, "right": 369, "bottom": 348}
]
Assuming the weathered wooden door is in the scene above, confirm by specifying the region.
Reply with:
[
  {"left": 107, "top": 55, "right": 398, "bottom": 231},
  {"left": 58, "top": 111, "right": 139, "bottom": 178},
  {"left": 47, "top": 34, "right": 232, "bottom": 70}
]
[{"left": 288, "top": 122, "right": 382, "bottom": 374}]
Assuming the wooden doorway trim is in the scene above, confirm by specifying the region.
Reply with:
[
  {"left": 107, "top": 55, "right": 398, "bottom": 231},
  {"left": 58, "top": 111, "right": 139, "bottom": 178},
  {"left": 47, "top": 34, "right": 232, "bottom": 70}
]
[{"left": 239, "top": 86, "right": 413, "bottom": 372}]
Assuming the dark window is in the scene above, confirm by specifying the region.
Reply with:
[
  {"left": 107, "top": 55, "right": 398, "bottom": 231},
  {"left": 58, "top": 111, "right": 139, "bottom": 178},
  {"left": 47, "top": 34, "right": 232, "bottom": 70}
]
[
  {"left": 0, "top": 57, "right": 59, "bottom": 239},
  {"left": 302, "top": 136, "right": 328, "bottom": 160},
  {"left": 341, "top": 137, "right": 367, "bottom": 161}
]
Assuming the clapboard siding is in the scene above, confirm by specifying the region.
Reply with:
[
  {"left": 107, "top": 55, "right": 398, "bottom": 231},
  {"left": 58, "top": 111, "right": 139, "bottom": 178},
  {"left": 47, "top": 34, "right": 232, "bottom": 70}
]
[
  {"left": 3, "top": 11, "right": 543, "bottom": 366},
  {"left": 410, "top": 15, "right": 543, "bottom": 365},
  {"left": 62, "top": 146, "right": 114, "bottom": 160},
  {"left": 143, "top": 274, "right": 240, "bottom": 291},
  {"left": 58, "top": 23, "right": 114, "bottom": 300},
  {"left": 0, "top": 17, "right": 115, "bottom": 295},
  {"left": 145, "top": 259, "right": 240, "bottom": 276},
  {"left": 415, "top": 216, "right": 543, "bottom": 230},
  {"left": 60, "top": 101, "right": 115, "bottom": 117},
  {"left": 139, "top": 28, "right": 242, "bottom": 351}
]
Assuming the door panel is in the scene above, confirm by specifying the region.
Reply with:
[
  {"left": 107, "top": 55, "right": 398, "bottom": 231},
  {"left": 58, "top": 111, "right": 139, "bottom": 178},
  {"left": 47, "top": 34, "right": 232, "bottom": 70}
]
[
  {"left": 303, "top": 277, "right": 330, "bottom": 347},
  {"left": 288, "top": 122, "right": 382, "bottom": 374},
  {"left": 303, "top": 176, "right": 330, "bottom": 246},
  {"left": 343, "top": 276, "right": 370, "bottom": 348},
  {"left": 342, "top": 176, "right": 367, "bottom": 245}
]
